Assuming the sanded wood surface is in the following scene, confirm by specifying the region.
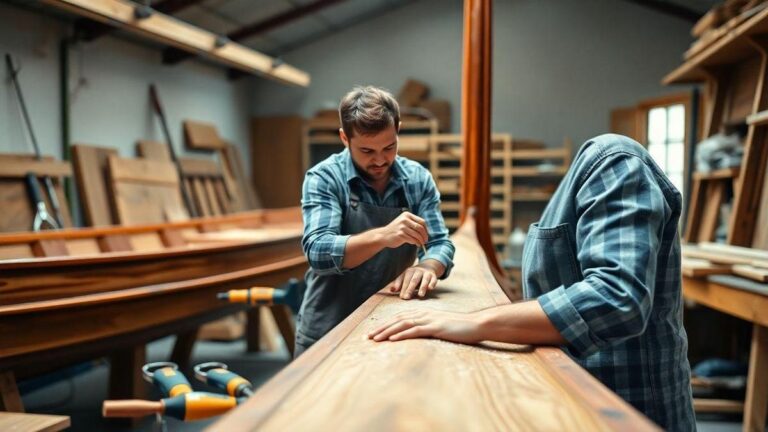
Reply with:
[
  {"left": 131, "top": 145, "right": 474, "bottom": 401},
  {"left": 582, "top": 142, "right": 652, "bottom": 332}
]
[
  {"left": 211, "top": 219, "right": 659, "bottom": 432},
  {"left": 0, "top": 412, "right": 70, "bottom": 432}
]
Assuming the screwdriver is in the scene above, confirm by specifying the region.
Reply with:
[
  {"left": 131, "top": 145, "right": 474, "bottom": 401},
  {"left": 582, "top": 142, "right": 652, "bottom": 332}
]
[
  {"left": 103, "top": 391, "right": 241, "bottom": 421},
  {"left": 194, "top": 362, "right": 254, "bottom": 398}
]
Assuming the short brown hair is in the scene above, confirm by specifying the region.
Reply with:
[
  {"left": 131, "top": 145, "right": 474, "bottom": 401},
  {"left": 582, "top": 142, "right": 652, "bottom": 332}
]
[{"left": 339, "top": 86, "right": 400, "bottom": 139}]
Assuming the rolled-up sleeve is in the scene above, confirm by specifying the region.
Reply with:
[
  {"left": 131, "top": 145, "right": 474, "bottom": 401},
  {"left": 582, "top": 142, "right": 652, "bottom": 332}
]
[
  {"left": 538, "top": 155, "right": 667, "bottom": 358},
  {"left": 301, "top": 169, "right": 350, "bottom": 276},
  {"left": 415, "top": 171, "right": 455, "bottom": 279}
]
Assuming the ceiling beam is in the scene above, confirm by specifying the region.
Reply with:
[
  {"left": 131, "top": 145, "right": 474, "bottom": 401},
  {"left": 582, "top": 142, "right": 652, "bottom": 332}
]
[
  {"left": 623, "top": 0, "right": 703, "bottom": 23},
  {"left": 75, "top": 0, "right": 206, "bottom": 41},
  {"left": 163, "top": 0, "right": 346, "bottom": 65}
]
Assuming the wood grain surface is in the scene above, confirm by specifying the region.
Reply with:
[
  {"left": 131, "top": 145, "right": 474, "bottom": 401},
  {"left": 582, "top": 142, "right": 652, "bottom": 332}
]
[{"left": 210, "top": 219, "right": 659, "bottom": 432}]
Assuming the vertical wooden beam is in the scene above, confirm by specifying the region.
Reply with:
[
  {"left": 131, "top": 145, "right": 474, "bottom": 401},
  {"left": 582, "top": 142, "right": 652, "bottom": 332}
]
[
  {"left": 728, "top": 37, "right": 768, "bottom": 246},
  {"left": 269, "top": 306, "right": 295, "bottom": 357},
  {"left": 170, "top": 329, "right": 199, "bottom": 372},
  {"left": 744, "top": 324, "right": 768, "bottom": 432},
  {"left": 0, "top": 371, "right": 24, "bottom": 412},
  {"left": 460, "top": 0, "right": 501, "bottom": 274}
]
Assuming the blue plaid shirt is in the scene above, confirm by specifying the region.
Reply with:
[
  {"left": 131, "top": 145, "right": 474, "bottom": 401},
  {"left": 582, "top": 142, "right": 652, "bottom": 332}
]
[
  {"left": 301, "top": 148, "right": 455, "bottom": 277},
  {"left": 524, "top": 134, "right": 695, "bottom": 431}
]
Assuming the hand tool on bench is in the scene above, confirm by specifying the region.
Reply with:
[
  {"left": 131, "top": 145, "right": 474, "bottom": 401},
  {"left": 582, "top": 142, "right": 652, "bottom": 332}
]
[
  {"left": 194, "top": 362, "right": 254, "bottom": 398},
  {"left": 103, "top": 391, "right": 241, "bottom": 421},
  {"left": 149, "top": 84, "right": 197, "bottom": 218},
  {"left": 217, "top": 278, "right": 302, "bottom": 313},
  {"left": 5, "top": 53, "right": 62, "bottom": 230},
  {"left": 142, "top": 362, "right": 192, "bottom": 398}
]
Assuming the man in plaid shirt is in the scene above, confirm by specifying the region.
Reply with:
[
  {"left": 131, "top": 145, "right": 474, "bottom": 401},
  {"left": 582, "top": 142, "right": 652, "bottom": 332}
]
[
  {"left": 296, "top": 86, "right": 455, "bottom": 357},
  {"left": 370, "top": 134, "right": 695, "bottom": 431}
]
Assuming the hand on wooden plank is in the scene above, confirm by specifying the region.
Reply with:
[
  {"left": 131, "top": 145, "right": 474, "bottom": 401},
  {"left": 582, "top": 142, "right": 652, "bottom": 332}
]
[
  {"left": 390, "top": 263, "right": 439, "bottom": 299},
  {"left": 368, "top": 309, "right": 482, "bottom": 344}
]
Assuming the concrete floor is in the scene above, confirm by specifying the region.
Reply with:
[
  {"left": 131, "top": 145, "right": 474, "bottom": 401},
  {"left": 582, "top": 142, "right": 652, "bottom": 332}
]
[{"left": 20, "top": 336, "right": 754, "bottom": 432}]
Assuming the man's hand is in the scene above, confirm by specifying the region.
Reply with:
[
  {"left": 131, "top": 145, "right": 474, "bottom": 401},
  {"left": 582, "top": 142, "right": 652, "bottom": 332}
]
[
  {"left": 378, "top": 212, "right": 428, "bottom": 249},
  {"left": 390, "top": 263, "right": 440, "bottom": 299},
  {"left": 368, "top": 309, "right": 483, "bottom": 344}
]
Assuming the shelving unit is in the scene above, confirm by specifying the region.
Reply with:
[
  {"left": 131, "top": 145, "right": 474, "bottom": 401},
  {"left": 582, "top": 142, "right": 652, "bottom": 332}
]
[
  {"left": 507, "top": 138, "right": 572, "bottom": 234},
  {"left": 429, "top": 134, "right": 513, "bottom": 254}
]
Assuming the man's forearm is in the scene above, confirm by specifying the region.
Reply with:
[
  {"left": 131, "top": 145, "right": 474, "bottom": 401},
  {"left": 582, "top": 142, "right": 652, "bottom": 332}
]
[
  {"left": 474, "top": 301, "right": 565, "bottom": 345},
  {"left": 342, "top": 228, "right": 387, "bottom": 269}
]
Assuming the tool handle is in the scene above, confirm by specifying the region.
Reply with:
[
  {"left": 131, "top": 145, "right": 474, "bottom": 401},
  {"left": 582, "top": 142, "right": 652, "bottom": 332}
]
[
  {"left": 103, "top": 400, "right": 163, "bottom": 418},
  {"left": 201, "top": 368, "right": 253, "bottom": 398},
  {"left": 25, "top": 173, "right": 44, "bottom": 205}
]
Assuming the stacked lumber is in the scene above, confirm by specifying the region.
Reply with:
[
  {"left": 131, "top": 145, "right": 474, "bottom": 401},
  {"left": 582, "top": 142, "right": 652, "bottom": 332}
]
[
  {"left": 682, "top": 242, "right": 768, "bottom": 282},
  {"left": 686, "top": 0, "right": 768, "bottom": 59},
  {"left": 397, "top": 78, "right": 451, "bottom": 132}
]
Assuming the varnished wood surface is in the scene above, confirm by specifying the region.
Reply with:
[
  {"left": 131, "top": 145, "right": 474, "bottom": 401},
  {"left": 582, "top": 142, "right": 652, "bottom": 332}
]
[{"left": 210, "top": 219, "right": 659, "bottom": 432}]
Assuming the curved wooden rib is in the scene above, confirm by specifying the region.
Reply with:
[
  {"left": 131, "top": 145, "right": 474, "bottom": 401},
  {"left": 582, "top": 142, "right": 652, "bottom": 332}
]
[{"left": 209, "top": 213, "right": 659, "bottom": 432}]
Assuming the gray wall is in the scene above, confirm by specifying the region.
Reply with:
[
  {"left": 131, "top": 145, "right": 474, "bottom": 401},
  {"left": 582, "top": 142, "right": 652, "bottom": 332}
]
[
  {"left": 0, "top": 2, "right": 252, "bottom": 163},
  {"left": 251, "top": 0, "right": 695, "bottom": 147}
]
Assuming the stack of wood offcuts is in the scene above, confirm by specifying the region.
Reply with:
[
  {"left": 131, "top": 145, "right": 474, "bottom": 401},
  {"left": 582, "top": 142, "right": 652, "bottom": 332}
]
[{"left": 685, "top": 0, "right": 768, "bottom": 59}]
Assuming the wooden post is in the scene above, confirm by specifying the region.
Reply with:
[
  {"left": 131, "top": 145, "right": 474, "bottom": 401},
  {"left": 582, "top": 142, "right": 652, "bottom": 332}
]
[
  {"left": 460, "top": 0, "right": 514, "bottom": 298},
  {"left": 744, "top": 324, "right": 768, "bottom": 432},
  {"left": 0, "top": 371, "right": 23, "bottom": 412}
]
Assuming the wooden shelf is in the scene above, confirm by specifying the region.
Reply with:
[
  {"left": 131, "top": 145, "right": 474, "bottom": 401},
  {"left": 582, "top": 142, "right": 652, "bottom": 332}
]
[
  {"left": 664, "top": 6, "right": 768, "bottom": 84},
  {"left": 692, "top": 167, "right": 740, "bottom": 180},
  {"left": 747, "top": 109, "right": 768, "bottom": 126},
  {"left": 509, "top": 166, "right": 567, "bottom": 176},
  {"left": 42, "top": 0, "right": 309, "bottom": 87},
  {"left": 512, "top": 192, "right": 554, "bottom": 201},
  {"left": 511, "top": 149, "right": 569, "bottom": 160}
]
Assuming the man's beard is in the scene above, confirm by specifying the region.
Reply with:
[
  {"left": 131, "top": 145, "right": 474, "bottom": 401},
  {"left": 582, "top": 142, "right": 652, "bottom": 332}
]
[{"left": 354, "top": 160, "right": 390, "bottom": 181}]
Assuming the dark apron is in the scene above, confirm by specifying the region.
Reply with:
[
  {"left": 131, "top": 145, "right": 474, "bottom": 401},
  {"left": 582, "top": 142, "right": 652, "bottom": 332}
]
[{"left": 295, "top": 189, "right": 417, "bottom": 357}]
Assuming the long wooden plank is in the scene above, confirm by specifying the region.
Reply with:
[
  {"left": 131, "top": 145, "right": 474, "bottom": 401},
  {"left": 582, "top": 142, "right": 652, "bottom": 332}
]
[
  {"left": 40, "top": 0, "right": 310, "bottom": 87},
  {"left": 683, "top": 276, "right": 768, "bottom": 327},
  {"left": 71, "top": 144, "right": 118, "bottom": 226},
  {"left": 210, "top": 220, "right": 658, "bottom": 431},
  {"left": 0, "top": 160, "right": 72, "bottom": 178}
]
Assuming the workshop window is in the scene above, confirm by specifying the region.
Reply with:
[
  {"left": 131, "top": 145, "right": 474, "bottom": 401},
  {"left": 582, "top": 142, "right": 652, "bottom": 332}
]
[{"left": 647, "top": 103, "right": 686, "bottom": 197}]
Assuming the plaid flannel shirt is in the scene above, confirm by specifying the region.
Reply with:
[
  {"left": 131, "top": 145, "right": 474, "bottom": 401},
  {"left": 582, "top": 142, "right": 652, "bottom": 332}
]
[
  {"left": 524, "top": 134, "right": 695, "bottom": 431},
  {"left": 301, "top": 148, "right": 455, "bottom": 277}
]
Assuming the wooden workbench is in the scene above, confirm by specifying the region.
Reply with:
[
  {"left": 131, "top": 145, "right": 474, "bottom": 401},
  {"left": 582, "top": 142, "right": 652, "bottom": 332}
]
[
  {"left": 684, "top": 275, "right": 768, "bottom": 432},
  {"left": 210, "top": 218, "right": 659, "bottom": 431}
]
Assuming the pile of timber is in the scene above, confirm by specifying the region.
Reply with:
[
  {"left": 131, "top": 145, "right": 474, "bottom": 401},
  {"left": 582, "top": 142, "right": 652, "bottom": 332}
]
[
  {"left": 682, "top": 242, "right": 768, "bottom": 282},
  {"left": 686, "top": 0, "right": 768, "bottom": 59}
]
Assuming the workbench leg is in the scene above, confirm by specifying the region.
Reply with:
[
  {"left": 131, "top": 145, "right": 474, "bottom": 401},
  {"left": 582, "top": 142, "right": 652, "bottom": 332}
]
[
  {"left": 270, "top": 305, "right": 295, "bottom": 357},
  {"left": 108, "top": 345, "right": 146, "bottom": 428},
  {"left": 246, "top": 307, "right": 261, "bottom": 353},
  {"left": 171, "top": 328, "right": 199, "bottom": 372},
  {"left": 0, "top": 371, "right": 24, "bottom": 412},
  {"left": 744, "top": 324, "right": 768, "bottom": 432}
]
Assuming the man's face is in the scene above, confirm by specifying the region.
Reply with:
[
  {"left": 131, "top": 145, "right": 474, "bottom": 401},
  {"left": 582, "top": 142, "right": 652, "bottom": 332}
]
[{"left": 341, "top": 125, "right": 399, "bottom": 183}]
